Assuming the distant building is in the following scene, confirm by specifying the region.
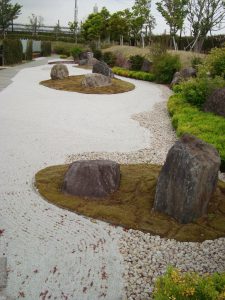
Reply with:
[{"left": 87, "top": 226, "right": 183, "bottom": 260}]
[{"left": 93, "top": 3, "right": 98, "bottom": 13}]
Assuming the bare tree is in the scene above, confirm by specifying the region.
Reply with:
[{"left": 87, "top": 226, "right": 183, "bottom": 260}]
[
  {"left": 28, "top": 14, "right": 44, "bottom": 36},
  {"left": 187, "top": 0, "right": 225, "bottom": 52}
]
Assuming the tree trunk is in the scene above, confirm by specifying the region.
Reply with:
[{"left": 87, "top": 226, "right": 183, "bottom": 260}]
[{"left": 194, "top": 37, "right": 204, "bottom": 53}]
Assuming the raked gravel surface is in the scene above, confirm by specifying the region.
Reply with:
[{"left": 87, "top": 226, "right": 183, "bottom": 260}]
[{"left": 0, "top": 60, "right": 224, "bottom": 300}]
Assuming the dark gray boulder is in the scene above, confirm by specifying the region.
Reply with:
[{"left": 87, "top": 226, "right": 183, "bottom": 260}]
[
  {"left": 154, "top": 134, "right": 221, "bottom": 224},
  {"left": 204, "top": 88, "right": 225, "bottom": 117},
  {"left": 62, "top": 160, "right": 120, "bottom": 198},
  {"left": 171, "top": 67, "right": 196, "bottom": 86},
  {"left": 50, "top": 64, "right": 69, "bottom": 80},
  {"left": 92, "top": 61, "right": 114, "bottom": 78},
  {"left": 141, "top": 59, "right": 152, "bottom": 72},
  {"left": 81, "top": 73, "right": 112, "bottom": 87}
]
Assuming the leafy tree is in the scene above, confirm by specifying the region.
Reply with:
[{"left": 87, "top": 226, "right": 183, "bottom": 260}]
[
  {"left": 81, "top": 7, "right": 110, "bottom": 47},
  {"left": 27, "top": 13, "right": 44, "bottom": 36},
  {"left": 108, "top": 10, "right": 129, "bottom": 45},
  {"left": 131, "top": 0, "right": 156, "bottom": 46},
  {"left": 0, "top": 0, "right": 22, "bottom": 37},
  {"left": 156, "top": 0, "right": 188, "bottom": 49},
  {"left": 187, "top": 0, "right": 225, "bottom": 52}
]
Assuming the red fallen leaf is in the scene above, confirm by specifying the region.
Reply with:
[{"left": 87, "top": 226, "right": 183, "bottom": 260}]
[
  {"left": 33, "top": 269, "right": 38, "bottom": 273},
  {"left": 52, "top": 266, "right": 57, "bottom": 274},
  {"left": 101, "top": 271, "right": 108, "bottom": 280},
  {"left": 18, "top": 291, "right": 25, "bottom": 298},
  {"left": 0, "top": 229, "right": 5, "bottom": 236},
  {"left": 83, "top": 287, "right": 87, "bottom": 293}
]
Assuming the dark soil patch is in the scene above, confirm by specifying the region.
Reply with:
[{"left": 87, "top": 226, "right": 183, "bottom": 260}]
[
  {"left": 35, "top": 163, "right": 225, "bottom": 242},
  {"left": 40, "top": 75, "right": 135, "bottom": 94}
]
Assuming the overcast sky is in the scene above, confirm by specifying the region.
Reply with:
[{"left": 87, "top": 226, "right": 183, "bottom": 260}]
[{"left": 11, "top": 0, "right": 170, "bottom": 34}]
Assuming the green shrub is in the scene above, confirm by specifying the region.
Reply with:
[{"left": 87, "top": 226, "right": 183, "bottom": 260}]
[
  {"left": 71, "top": 46, "right": 83, "bottom": 60},
  {"left": 59, "top": 54, "right": 68, "bottom": 59},
  {"left": 153, "top": 266, "right": 225, "bottom": 300},
  {"left": 129, "top": 55, "right": 145, "bottom": 71},
  {"left": 102, "top": 51, "right": 116, "bottom": 67},
  {"left": 41, "top": 41, "right": 51, "bottom": 56},
  {"left": 3, "top": 39, "right": 23, "bottom": 65},
  {"left": 25, "top": 40, "right": 33, "bottom": 61},
  {"left": 93, "top": 49, "right": 102, "bottom": 60},
  {"left": 191, "top": 56, "right": 203, "bottom": 69},
  {"left": 174, "top": 76, "right": 225, "bottom": 107},
  {"left": 153, "top": 53, "right": 181, "bottom": 83},
  {"left": 200, "top": 47, "right": 225, "bottom": 78},
  {"left": 112, "top": 67, "right": 155, "bottom": 81},
  {"left": 168, "top": 94, "right": 225, "bottom": 170},
  {"left": 53, "top": 44, "right": 70, "bottom": 56}
]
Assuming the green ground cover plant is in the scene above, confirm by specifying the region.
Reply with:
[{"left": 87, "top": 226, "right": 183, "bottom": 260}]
[
  {"left": 153, "top": 266, "right": 225, "bottom": 299},
  {"left": 112, "top": 67, "right": 156, "bottom": 82},
  {"left": 35, "top": 163, "right": 225, "bottom": 242}
]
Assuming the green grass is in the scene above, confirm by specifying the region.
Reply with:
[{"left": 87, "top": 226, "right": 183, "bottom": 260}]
[
  {"left": 40, "top": 75, "right": 135, "bottom": 94},
  {"left": 35, "top": 163, "right": 225, "bottom": 242},
  {"left": 112, "top": 67, "right": 156, "bottom": 82},
  {"left": 168, "top": 94, "right": 225, "bottom": 170}
]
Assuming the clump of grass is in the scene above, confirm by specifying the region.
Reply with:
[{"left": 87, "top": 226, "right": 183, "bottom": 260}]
[
  {"left": 40, "top": 75, "right": 135, "bottom": 94},
  {"left": 35, "top": 163, "right": 225, "bottom": 242}
]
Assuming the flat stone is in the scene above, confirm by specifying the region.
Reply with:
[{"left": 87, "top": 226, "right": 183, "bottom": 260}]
[{"left": 0, "top": 258, "right": 7, "bottom": 289}]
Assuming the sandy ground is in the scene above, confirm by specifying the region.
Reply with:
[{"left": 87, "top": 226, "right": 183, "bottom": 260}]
[{"left": 0, "top": 62, "right": 170, "bottom": 299}]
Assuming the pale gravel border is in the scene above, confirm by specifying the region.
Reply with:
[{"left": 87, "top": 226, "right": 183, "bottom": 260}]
[{"left": 66, "top": 98, "right": 225, "bottom": 300}]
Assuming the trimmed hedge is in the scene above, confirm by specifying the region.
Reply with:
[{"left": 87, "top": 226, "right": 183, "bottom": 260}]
[
  {"left": 168, "top": 93, "right": 225, "bottom": 171},
  {"left": 153, "top": 266, "right": 225, "bottom": 299},
  {"left": 112, "top": 67, "right": 156, "bottom": 82},
  {"left": 3, "top": 38, "right": 23, "bottom": 65},
  {"left": 41, "top": 41, "right": 51, "bottom": 56},
  {"left": 25, "top": 40, "right": 33, "bottom": 61}
]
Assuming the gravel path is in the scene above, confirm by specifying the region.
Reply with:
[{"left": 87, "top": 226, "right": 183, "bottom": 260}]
[{"left": 0, "top": 60, "right": 224, "bottom": 300}]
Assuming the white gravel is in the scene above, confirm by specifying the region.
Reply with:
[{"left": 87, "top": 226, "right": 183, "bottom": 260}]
[{"left": 0, "top": 61, "right": 224, "bottom": 300}]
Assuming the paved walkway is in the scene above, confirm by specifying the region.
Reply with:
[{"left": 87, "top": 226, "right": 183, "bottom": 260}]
[{"left": 0, "top": 58, "right": 49, "bottom": 91}]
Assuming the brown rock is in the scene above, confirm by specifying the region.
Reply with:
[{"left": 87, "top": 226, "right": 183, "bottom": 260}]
[
  {"left": 171, "top": 67, "right": 196, "bottom": 86},
  {"left": 50, "top": 64, "right": 69, "bottom": 80},
  {"left": 92, "top": 61, "right": 114, "bottom": 78},
  {"left": 154, "top": 134, "right": 221, "bottom": 223},
  {"left": 204, "top": 88, "right": 225, "bottom": 117},
  {"left": 62, "top": 160, "right": 120, "bottom": 198},
  {"left": 81, "top": 73, "right": 112, "bottom": 88}
]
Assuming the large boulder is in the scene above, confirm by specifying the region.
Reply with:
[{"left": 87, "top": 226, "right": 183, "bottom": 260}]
[
  {"left": 50, "top": 64, "right": 69, "bottom": 80},
  {"left": 92, "top": 61, "right": 114, "bottom": 78},
  {"left": 141, "top": 59, "right": 152, "bottom": 72},
  {"left": 81, "top": 73, "right": 112, "bottom": 88},
  {"left": 62, "top": 160, "right": 120, "bottom": 198},
  {"left": 171, "top": 67, "right": 196, "bottom": 86},
  {"left": 154, "top": 134, "right": 221, "bottom": 224},
  {"left": 204, "top": 88, "right": 225, "bottom": 117}
]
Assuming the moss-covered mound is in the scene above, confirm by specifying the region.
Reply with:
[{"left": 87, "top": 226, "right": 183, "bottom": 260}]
[
  {"left": 40, "top": 75, "right": 135, "bottom": 94},
  {"left": 35, "top": 163, "right": 225, "bottom": 242}
]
